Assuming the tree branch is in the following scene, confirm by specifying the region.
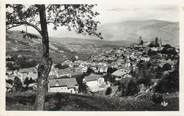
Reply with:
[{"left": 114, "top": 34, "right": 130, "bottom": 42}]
[
  {"left": 6, "top": 24, "right": 22, "bottom": 30},
  {"left": 6, "top": 21, "right": 42, "bottom": 36}
]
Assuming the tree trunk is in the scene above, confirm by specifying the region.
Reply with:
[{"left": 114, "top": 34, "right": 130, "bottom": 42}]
[{"left": 35, "top": 5, "right": 52, "bottom": 110}]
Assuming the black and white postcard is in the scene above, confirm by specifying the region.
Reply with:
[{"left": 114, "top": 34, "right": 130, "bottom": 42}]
[{"left": 0, "top": 0, "right": 184, "bottom": 115}]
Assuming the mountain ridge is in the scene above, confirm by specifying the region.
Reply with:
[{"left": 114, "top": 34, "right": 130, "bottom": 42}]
[{"left": 98, "top": 19, "right": 179, "bottom": 47}]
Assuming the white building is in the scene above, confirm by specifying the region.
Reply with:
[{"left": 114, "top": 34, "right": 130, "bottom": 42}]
[
  {"left": 15, "top": 67, "right": 37, "bottom": 83},
  {"left": 83, "top": 73, "right": 110, "bottom": 92},
  {"left": 48, "top": 77, "right": 78, "bottom": 94},
  {"left": 112, "top": 69, "right": 129, "bottom": 81}
]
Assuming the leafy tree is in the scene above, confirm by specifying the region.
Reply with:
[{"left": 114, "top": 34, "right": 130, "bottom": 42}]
[
  {"left": 118, "top": 78, "right": 138, "bottom": 96},
  {"left": 139, "top": 36, "right": 144, "bottom": 46},
  {"left": 13, "top": 76, "right": 22, "bottom": 91},
  {"left": 162, "top": 63, "right": 171, "bottom": 71},
  {"left": 6, "top": 4, "right": 102, "bottom": 110},
  {"left": 76, "top": 74, "right": 88, "bottom": 93},
  {"left": 24, "top": 77, "right": 30, "bottom": 88},
  {"left": 155, "top": 62, "right": 179, "bottom": 93},
  {"left": 105, "top": 87, "right": 112, "bottom": 95},
  {"left": 29, "top": 77, "right": 35, "bottom": 83},
  {"left": 154, "top": 37, "right": 160, "bottom": 47},
  {"left": 161, "top": 44, "right": 177, "bottom": 56},
  {"left": 6, "top": 79, "right": 13, "bottom": 85}
]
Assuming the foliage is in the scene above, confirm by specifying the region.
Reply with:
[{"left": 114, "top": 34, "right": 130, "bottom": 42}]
[
  {"left": 6, "top": 4, "right": 102, "bottom": 39},
  {"left": 117, "top": 78, "right": 138, "bottom": 96},
  {"left": 139, "top": 36, "right": 143, "bottom": 45},
  {"left": 6, "top": 92, "right": 179, "bottom": 111},
  {"left": 24, "top": 77, "right": 35, "bottom": 88},
  {"left": 105, "top": 87, "right": 112, "bottom": 95},
  {"left": 135, "top": 60, "right": 152, "bottom": 86},
  {"left": 76, "top": 74, "right": 87, "bottom": 93},
  {"left": 6, "top": 4, "right": 103, "bottom": 110},
  {"left": 13, "top": 76, "right": 23, "bottom": 91},
  {"left": 6, "top": 79, "right": 13, "bottom": 85},
  {"left": 162, "top": 63, "right": 171, "bottom": 71},
  {"left": 6, "top": 55, "right": 38, "bottom": 69},
  {"left": 54, "top": 63, "right": 69, "bottom": 69},
  {"left": 161, "top": 44, "right": 177, "bottom": 56},
  {"left": 103, "top": 73, "right": 115, "bottom": 83},
  {"left": 148, "top": 49, "right": 158, "bottom": 56},
  {"left": 154, "top": 37, "right": 160, "bottom": 47},
  {"left": 148, "top": 37, "right": 160, "bottom": 47},
  {"left": 151, "top": 93, "right": 164, "bottom": 104},
  {"left": 155, "top": 70, "right": 179, "bottom": 93}
]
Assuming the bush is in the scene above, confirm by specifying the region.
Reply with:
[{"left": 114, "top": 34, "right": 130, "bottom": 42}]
[
  {"left": 54, "top": 63, "right": 69, "bottom": 69},
  {"left": 119, "top": 78, "right": 138, "bottom": 96},
  {"left": 103, "top": 73, "right": 115, "bottom": 83},
  {"left": 148, "top": 49, "right": 157, "bottom": 56},
  {"left": 6, "top": 79, "right": 13, "bottom": 85},
  {"left": 162, "top": 63, "right": 171, "bottom": 71},
  {"left": 135, "top": 68, "right": 152, "bottom": 86},
  {"left": 151, "top": 93, "right": 164, "bottom": 104},
  {"left": 161, "top": 44, "right": 177, "bottom": 56},
  {"left": 13, "top": 76, "right": 22, "bottom": 91},
  {"left": 76, "top": 74, "right": 88, "bottom": 93},
  {"left": 105, "top": 87, "right": 112, "bottom": 95},
  {"left": 154, "top": 70, "right": 179, "bottom": 93}
]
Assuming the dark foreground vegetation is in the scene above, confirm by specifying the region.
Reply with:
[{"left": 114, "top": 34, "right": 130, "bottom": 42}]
[{"left": 6, "top": 92, "right": 178, "bottom": 111}]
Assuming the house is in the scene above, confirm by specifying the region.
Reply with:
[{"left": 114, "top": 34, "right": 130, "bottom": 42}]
[
  {"left": 48, "top": 77, "right": 78, "bottom": 93},
  {"left": 16, "top": 67, "right": 37, "bottom": 83},
  {"left": 6, "top": 82, "right": 13, "bottom": 92},
  {"left": 111, "top": 69, "right": 129, "bottom": 81},
  {"left": 62, "top": 60, "right": 73, "bottom": 67},
  {"left": 57, "top": 68, "right": 83, "bottom": 78},
  {"left": 58, "top": 68, "right": 73, "bottom": 78},
  {"left": 83, "top": 73, "right": 110, "bottom": 92},
  {"left": 6, "top": 70, "right": 14, "bottom": 75},
  {"left": 99, "top": 66, "right": 108, "bottom": 73},
  {"left": 49, "top": 65, "right": 58, "bottom": 77}
]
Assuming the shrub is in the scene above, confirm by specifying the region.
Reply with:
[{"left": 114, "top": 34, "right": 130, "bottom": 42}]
[
  {"left": 119, "top": 78, "right": 138, "bottom": 96},
  {"left": 154, "top": 70, "right": 179, "bottom": 93},
  {"left": 162, "top": 63, "right": 171, "bottom": 71},
  {"left": 105, "top": 87, "right": 112, "bottom": 95},
  {"left": 54, "top": 63, "right": 69, "bottom": 69},
  {"left": 151, "top": 93, "right": 164, "bottom": 104},
  {"left": 13, "top": 76, "right": 22, "bottom": 91},
  {"left": 148, "top": 49, "right": 157, "bottom": 56},
  {"left": 76, "top": 74, "right": 88, "bottom": 93},
  {"left": 6, "top": 79, "right": 13, "bottom": 85},
  {"left": 161, "top": 44, "right": 177, "bottom": 56}
]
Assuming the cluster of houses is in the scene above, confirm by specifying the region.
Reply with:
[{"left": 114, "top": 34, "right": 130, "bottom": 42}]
[
  {"left": 6, "top": 59, "right": 110, "bottom": 94},
  {"left": 6, "top": 38, "right": 179, "bottom": 96}
]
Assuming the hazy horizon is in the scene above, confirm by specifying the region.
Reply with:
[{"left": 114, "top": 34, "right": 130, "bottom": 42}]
[{"left": 8, "top": 0, "right": 182, "bottom": 39}]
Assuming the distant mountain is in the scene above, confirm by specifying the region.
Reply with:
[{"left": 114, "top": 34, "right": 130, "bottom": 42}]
[{"left": 99, "top": 20, "right": 179, "bottom": 47}]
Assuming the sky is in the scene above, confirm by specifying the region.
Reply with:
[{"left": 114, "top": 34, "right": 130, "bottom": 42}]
[
  {"left": 95, "top": 0, "right": 182, "bottom": 23},
  {"left": 10, "top": 0, "right": 183, "bottom": 38}
]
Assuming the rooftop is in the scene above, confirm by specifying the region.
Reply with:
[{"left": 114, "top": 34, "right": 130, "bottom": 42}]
[
  {"left": 84, "top": 73, "right": 102, "bottom": 82},
  {"left": 49, "top": 77, "right": 78, "bottom": 88},
  {"left": 19, "top": 67, "right": 37, "bottom": 73},
  {"left": 112, "top": 69, "right": 128, "bottom": 77}
]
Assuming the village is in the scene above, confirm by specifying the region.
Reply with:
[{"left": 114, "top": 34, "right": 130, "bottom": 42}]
[{"left": 6, "top": 37, "right": 179, "bottom": 99}]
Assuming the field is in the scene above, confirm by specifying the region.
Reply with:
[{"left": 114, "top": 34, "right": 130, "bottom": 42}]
[{"left": 6, "top": 92, "right": 179, "bottom": 111}]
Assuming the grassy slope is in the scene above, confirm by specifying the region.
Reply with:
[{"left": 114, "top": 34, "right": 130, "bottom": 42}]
[
  {"left": 6, "top": 92, "right": 179, "bottom": 111},
  {"left": 6, "top": 31, "right": 129, "bottom": 63}
]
